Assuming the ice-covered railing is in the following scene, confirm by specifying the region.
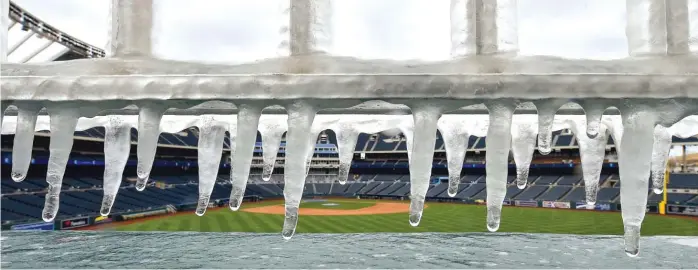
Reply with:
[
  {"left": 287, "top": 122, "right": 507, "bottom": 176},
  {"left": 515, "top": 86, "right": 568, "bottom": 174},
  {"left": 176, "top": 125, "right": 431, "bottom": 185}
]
[{"left": 1, "top": 0, "right": 698, "bottom": 257}]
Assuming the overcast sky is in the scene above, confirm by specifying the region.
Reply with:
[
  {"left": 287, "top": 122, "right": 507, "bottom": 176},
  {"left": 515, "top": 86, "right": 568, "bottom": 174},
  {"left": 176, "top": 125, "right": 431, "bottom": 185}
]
[{"left": 9, "top": 0, "right": 628, "bottom": 63}]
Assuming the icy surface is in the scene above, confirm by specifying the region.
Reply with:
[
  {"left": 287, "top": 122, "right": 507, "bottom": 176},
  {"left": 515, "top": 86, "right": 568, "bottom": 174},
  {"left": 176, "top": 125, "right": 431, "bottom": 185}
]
[
  {"left": 11, "top": 103, "right": 40, "bottom": 182},
  {"left": 258, "top": 115, "right": 288, "bottom": 181},
  {"left": 135, "top": 104, "right": 166, "bottom": 191}
]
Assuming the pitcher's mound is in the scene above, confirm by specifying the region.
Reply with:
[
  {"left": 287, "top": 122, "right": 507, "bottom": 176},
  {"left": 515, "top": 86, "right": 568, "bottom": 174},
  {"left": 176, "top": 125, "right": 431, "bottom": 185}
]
[{"left": 242, "top": 202, "right": 413, "bottom": 216}]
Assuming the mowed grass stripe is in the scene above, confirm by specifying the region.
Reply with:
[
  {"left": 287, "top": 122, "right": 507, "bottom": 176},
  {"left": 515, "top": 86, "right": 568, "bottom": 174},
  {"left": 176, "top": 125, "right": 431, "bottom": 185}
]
[{"left": 113, "top": 200, "right": 698, "bottom": 235}]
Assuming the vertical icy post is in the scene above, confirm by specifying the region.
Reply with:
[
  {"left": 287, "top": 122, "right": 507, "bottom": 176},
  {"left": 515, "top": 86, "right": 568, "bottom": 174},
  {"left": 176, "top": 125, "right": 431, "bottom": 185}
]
[
  {"left": 259, "top": 120, "right": 286, "bottom": 181},
  {"left": 484, "top": 100, "right": 516, "bottom": 232},
  {"left": 107, "top": 0, "right": 153, "bottom": 57},
  {"left": 408, "top": 104, "right": 441, "bottom": 226},
  {"left": 334, "top": 126, "right": 359, "bottom": 185},
  {"left": 135, "top": 104, "right": 166, "bottom": 191},
  {"left": 229, "top": 105, "right": 262, "bottom": 211},
  {"left": 195, "top": 117, "right": 226, "bottom": 216},
  {"left": 511, "top": 121, "right": 537, "bottom": 189},
  {"left": 287, "top": 0, "right": 332, "bottom": 56},
  {"left": 281, "top": 101, "right": 317, "bottom": 239},
  {"left": 534, "top": 100, "right": 566, "bottom": 155},
  {"left": 450, "top": 0, "right": 518, "bottom": 57},
  {"left": 665, "top": 0, "right": 690, "bottom": 55},
  {"left": 626, "top": 0, "right": 667, "bottom": 56},
  {"left": 42, "top": 106, "right": 80, "bottom": 222},
  {"left": 572, "top": 121, "right": 608, "bottom": 205},
  {"left": 11, "top": 104, "right": 41, "bottom": 182},
  {"left": 0, "top": 0, "right": 8, "bottom": 62},
  {"left": 618, "top": 107, "right": 657, "bottom": 257},
  {"left": 100, "top": 116, "right": 131, "bottom": 216},
  {"left": 650, "top": 125, "right": 672, "bottom": 194},
  {"left": 450, "top": 0, "right": 477, "bottom": 56}
]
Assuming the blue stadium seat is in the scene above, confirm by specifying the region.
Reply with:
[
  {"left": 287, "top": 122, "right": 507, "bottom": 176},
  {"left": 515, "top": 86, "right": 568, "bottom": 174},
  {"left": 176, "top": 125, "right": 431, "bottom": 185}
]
[
  {"left": 555, "top": 135, "right": 573, "bottom": 147},
  {"left": 557, "top": 175, "right": 581, "bottom": 185},
  {"left": 668, "top": 174, "right": 698, "bottom": 189},
  {"left": 537, "top": 186, "right": 572, "bottom": 201},
  {"left": 426, "top": 184, "right": 447, "bottom": 198},
  {"left": 514, "top": 186, "right": 549, "bottom": 200},
  {"left": 535, "top": 176, "right": 560, "bottom": 185},
  {"left": 378, "top": 182, "right": 406, "bottom": 196}
]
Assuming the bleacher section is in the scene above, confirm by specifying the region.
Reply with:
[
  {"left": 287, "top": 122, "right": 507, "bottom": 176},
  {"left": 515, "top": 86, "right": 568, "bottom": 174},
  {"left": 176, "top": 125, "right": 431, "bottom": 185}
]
[{"left": 2, "top": 172, "right": 697, "bottom": 224}]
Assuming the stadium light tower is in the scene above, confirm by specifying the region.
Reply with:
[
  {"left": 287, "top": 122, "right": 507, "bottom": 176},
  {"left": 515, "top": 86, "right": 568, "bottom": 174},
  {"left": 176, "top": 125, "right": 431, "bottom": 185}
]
[{"left": 1, "top": 0, "right": 698, "bottom": 257}]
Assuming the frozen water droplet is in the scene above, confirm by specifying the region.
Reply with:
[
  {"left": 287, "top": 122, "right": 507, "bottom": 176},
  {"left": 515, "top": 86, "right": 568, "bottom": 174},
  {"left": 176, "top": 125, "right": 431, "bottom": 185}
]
[
  {"left": 100, "top": 194, "right": 116, "bottom": 216},
  {"left": 195, "top": 194, "right": 210, "bottom": 216},
  {"left": 335, "top": 129, "right": 359, "bottom": 185},
  {"left": 447, "top": 178, "right": 459, "bottom": 197},
  {"left": 42, "top": 193, "right": 60, "bottom": 222},
  {"left": 229, "top": 105, "right": 262, "bottom": 212},
  {"left": 337, "top": 163, "right": 351, "bottom": 185},
  {"left": 586, "top": 200, "right": 596, "bottom": 206},
  {"left": 409, "top": 198, "right": 424, "bottom": 226},
  {"left": 650, "top": 125, "right": 671, "bottom": 194},
  {"left": 586, "top": 122, "right": 599, "bottom": 139},
  {"left": 229, "top": 186, "right": 245, "bottom": 211},
  {"left": 486, "top": 205, "right": 501, "bottom": 232},
  {"left": 11, "top": 171, "right": 26, "bottom": 182},
  {"left": 135, "top": 180, "right": 147, "bottom": 191},
  {"left": 584, "top": 183, "right": 599, "bottom": 206},
  {"left": 262, "top": 175, "right": 272, "bottom": 182},
  {"left": 652, "top": 187, "right": 663, "bottom": 194},
  {"left": 624, "top": 225, "right": 641, "bottom": 257},
  {"left": 282, "top": 206, "right": 299, "bottom": 240},
  {"left": 516, "top": 167, "right": 529, "bottom": 189}
]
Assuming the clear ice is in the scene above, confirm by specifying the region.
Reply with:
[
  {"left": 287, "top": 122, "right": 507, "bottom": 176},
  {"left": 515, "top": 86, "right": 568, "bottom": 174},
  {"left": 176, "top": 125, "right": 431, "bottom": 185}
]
[
  {"left": 135, "top": 104, "right": 166, "bottom": 191},
  {"left": 511, "top": 116, "right": 538, "bottom": 189},
  {"left": 650, "top": 125, "right": 672, "bottom": 194},
  {"left": 484, "top": 101, "right": 516, "bottom": 232},
  {"left": 1, "top": 0, "right": 698, "bottom": 258},
  {"left": 229, "top": 105, "right": 262, "bottom": 211},
  {"left": 195, "top": 116, "right": 227, "bottom": 216},
  {"left": 101, "top": 116, "right": 132, "bottom": 216},
  {"left": 11, "top": 103, "right": 40, "bottom": 182}
]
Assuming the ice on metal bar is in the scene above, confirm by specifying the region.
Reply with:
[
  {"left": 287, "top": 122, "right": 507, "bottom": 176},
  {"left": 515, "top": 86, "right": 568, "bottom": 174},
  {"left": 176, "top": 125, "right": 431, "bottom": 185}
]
[
  {"left": 11, "top": 104, "right": 40, "bottom": 182},
  {"left": 42, "top": 106, "right": 80, "bottom": 222},
  {"left": 136, "top": 104, "right": 166, "bottom": 191},
  {"left": 511, "top": 117, "right": 538, "bottom": 189},
  {"left": 259, "top": 115, "right": 288, "bottom": 182},
  {"left": 407, "top": 104, "right": 441, "bottom": 226}
]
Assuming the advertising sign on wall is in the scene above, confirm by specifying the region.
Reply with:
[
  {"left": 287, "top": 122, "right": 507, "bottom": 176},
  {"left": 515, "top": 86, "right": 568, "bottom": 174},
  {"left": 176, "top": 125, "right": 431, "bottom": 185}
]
[
  {"left": 667, "top": 205, "right": 698, "bottom": 216},
  {"left": 575, "top": 202, "right": 612, "bottom": 211},
  {"left": 11, "top": 222, "right": 55, "bottom": 231},
  {"left": 514, "top": 200, "right": 538, "bottom": 207},
  {"left": 542, "top": 201, "right": 571, "bottom": 209},
  {"left": 61, "top": 217, "right": 90, "bottom": 229}
]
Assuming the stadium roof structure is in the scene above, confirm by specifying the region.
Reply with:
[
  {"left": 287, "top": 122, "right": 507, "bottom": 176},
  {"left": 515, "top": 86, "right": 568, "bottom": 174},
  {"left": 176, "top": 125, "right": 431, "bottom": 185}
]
[{"left": 5, "top": 1, "right": 103, "bottom": 64}]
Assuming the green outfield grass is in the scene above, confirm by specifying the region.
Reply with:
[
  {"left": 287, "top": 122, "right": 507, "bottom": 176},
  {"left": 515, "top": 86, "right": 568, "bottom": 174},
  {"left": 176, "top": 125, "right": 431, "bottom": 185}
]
[{"left": 114, "top": 199, "right": 698, "bottom": 236}]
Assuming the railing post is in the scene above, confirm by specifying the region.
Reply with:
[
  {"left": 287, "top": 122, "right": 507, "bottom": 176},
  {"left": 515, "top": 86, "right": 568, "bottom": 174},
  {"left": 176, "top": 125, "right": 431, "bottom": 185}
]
[
  {"left": 450, "top": 0, "right": 518, "bottom": 57},
  {"left": 287, "top": 0, "right": 332, "bottom": 56},
  {"left": 626, "top": 0, "right": 668, "bottom": 56},
  {"left": 107, "top": 0, "right": 153, "bottom": 58}
]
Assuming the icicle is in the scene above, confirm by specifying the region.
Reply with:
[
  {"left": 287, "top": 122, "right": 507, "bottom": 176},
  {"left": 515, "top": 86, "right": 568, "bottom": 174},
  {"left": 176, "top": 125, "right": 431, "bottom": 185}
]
[
  {"left": 407, "top": 104, "right": 441, "bottom": 227},
  {"left": 135, "top": 104, "right": 166, "bottom": 191},
  {"left": 579, "top": 101, "right": 608, "bottom": 139},
  {"left": 259, "top": 116, "right": 287, "bottom": 181},
  {"left": 228, "top": 105, "right": 262, "bottom": 211},
  {"left": 511, "top": 119, "right": 537, "bottom": 189},
  {"left": 281, "top": 101, "right": 317, "bottom": 239},
  {"left": 11, "top": 104, "right": 40, "bottom": 182},
  {"left": 100, "top": 116, "right": 131, "bottom": 216},
  {"left": 484, "top": 100, "right": 516, "bottom": 232},
  {"left": 568, "top": 120, "right": 608, "bottom": 205},
  {"left": 437, "top": 118, "right": 469, "bottom": 197},
  {"left": 534, "top": 99, "right": 566, "bottom": 155},
  {"left": 334, "top": 126, "right": 359, "bottom": 185},
  {"left": 42, "top": 106, "right": 80, "bottom": 222},
  {"left": 195, "top": 117, "right": 226, "bottom": 216},
  {"left": 618, "top": 106, "right": 656, "bottom": 257},
  {"left": 650, "top": 125, "right": 672, "bottom": 194}
]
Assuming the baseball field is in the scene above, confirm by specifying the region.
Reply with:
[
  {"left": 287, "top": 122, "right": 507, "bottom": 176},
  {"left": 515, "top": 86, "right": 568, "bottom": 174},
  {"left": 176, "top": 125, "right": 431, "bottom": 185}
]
[{"left": 98, "top": 199, "right": 698, "bottom": 235}]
